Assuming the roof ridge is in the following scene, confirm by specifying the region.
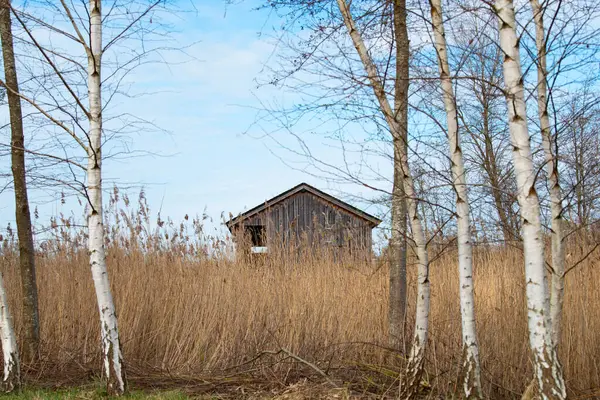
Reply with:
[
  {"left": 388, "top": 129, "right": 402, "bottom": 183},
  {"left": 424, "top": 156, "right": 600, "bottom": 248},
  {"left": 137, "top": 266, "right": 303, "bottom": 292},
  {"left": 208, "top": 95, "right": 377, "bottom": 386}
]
[{"left": 226, "top": 183, "right": 381, "bottom": 230}]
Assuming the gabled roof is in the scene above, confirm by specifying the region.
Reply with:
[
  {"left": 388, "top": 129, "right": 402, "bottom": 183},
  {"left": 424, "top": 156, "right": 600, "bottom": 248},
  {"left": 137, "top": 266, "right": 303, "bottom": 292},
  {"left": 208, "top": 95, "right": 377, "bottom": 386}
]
[{"left": 226, "top": 183, "right": 381, "bottom": 230}]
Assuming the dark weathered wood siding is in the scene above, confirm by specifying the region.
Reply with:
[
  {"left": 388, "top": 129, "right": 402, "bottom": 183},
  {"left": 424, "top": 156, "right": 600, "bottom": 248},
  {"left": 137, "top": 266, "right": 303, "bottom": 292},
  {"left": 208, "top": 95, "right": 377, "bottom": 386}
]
[{"left": 233, "top": 190, "right": 373, "bottom": 256}]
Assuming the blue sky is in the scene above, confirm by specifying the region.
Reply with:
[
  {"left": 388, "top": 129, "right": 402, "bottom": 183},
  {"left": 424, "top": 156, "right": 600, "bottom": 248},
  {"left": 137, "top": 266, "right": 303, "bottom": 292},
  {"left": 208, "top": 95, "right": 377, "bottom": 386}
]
[{"left": 0, "top": 0, "right": 390, "bottom": 243}]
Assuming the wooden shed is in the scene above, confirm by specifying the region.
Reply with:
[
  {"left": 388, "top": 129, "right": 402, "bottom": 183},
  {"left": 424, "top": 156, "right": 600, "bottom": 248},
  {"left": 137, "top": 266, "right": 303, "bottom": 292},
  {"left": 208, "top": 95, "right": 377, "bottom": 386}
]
[{"left": 226, "top": 183, "right": 381, "bottom": 258}]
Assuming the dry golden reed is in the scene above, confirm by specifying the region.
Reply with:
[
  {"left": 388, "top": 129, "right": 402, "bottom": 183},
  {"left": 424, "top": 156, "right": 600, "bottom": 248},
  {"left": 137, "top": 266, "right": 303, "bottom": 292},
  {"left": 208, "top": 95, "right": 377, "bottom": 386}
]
[{"left": 0, "top": 191, "right": 598, "bottom": 398}]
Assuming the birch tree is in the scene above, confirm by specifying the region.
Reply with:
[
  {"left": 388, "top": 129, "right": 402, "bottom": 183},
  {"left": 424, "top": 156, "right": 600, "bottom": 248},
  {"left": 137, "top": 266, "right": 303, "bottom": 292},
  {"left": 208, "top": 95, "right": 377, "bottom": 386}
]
[
  {"left": 3, "top": 0, "right": 170, "bottom": 394},
  {"left": 0, "top": 0, "right": 39, "bottom": 363},
  {"left": 0, "top": 270, "right": 19, "bottom": 392},
  {"left": 8, "top": 0, "right": 129, "bottom": 393},
  {"left": 428, "top": 0, "right": 481, "bottom": 397},
  {"left": 529, "top": 0, "right": 565, "bottom": 351},
  {"left": 254, "top": 0, "right": 432, "bottom": 392},
  {"left": 334, "top": 1, "right": 430, "bottom": 395},
  {"left": 86, "top": 1, "right": 127, "bottom": 394},
  {"left": 493, "top": 0, "right": 566, "bottom": 397}
]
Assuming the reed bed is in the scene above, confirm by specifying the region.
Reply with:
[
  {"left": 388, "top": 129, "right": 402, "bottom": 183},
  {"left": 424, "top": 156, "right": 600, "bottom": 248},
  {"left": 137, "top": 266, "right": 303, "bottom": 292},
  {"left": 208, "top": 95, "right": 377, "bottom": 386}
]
[{"left": 0, "top": 190, "right": 599, "bottom": 398}]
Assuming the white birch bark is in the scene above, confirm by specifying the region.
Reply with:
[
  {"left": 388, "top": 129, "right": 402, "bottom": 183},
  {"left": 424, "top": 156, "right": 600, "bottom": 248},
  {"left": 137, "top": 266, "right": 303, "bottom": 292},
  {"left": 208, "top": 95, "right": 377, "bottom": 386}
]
[
  {"left": 335, "top": 1, "right": 430, "bottom": 396},
  {"left": 429, "top": 0, "right": 482, "bottom": 397},
  {"left": 0, "top": 271, "right": 20, "bottom": 392},
  {"left": 494, "top": 0, "right": 565, "bottom": 398},
  {"left": 530, "top": 0, "right": 565, "bottom": 349},
  {"left": 399, "top": 155, "right": 430, "bottom": 399},
  {"left": 87, "top": 0, "right": 127, "bottom": 395},
  {"left": 0, "top": 0, "right": 23, "bottom": 390}
]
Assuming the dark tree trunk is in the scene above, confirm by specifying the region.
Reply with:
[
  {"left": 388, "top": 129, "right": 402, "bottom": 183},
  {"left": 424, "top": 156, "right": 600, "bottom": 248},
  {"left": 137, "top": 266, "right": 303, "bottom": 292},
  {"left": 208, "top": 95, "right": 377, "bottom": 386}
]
[
  {"left": 388, "top": 0, "right": 409, "bottom": 351},
  {"left": 0, "top": 0, "right": 40, "bottom": 363}
]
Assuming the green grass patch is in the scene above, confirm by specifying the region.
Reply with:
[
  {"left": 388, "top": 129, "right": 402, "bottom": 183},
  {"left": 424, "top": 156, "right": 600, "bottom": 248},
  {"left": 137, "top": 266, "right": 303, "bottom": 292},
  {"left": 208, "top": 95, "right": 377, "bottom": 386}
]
[{"left": 2, "top": 387, "right": 191, "bottom": 399}]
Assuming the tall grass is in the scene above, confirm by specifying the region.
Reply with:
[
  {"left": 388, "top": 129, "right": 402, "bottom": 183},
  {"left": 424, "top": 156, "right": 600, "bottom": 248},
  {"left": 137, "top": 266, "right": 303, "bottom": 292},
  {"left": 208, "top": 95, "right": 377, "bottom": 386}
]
[{"left": 0, "top": 189, "right": 599, "bottom": 398}]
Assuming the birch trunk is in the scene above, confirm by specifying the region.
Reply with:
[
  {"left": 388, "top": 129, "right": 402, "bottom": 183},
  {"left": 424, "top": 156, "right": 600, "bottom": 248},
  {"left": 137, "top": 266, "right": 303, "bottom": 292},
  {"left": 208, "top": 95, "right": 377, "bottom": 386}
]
[
  {"left": 0, "top": 271, "right": 20, "bottom": 392},
  {"left": 335, "top": 1, "right": 430, "bottom": 396},
  {"left": 429, "top": 0, "right": 482, "bottom": 397},
  {"left": 494, "top": 0, "right": 566, "bottom": 398},
  {"left": 388, "top": 0, "right": 409, "bottom": 352},
  {"left": 530, "top": 0, "right": 565, "bottom": 349},
  {"left": 398, "top": 156, "right": 430, "bottom": 399},
  {"left": 87, "top": 0, "right": 127, "bottom": 395},
  {"left": 0, "top": 0, "right": 40, "bottom": 364}
]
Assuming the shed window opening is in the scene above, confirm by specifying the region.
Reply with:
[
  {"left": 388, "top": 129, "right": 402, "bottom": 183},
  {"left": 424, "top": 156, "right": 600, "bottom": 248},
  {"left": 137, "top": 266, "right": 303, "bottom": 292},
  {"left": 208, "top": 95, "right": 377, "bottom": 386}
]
[
  {"left": 326, "top": 210, "right": 336, "bottom": 226},
  {"left": 246, "top": 225, "right": 266, "bottom": 247}
]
